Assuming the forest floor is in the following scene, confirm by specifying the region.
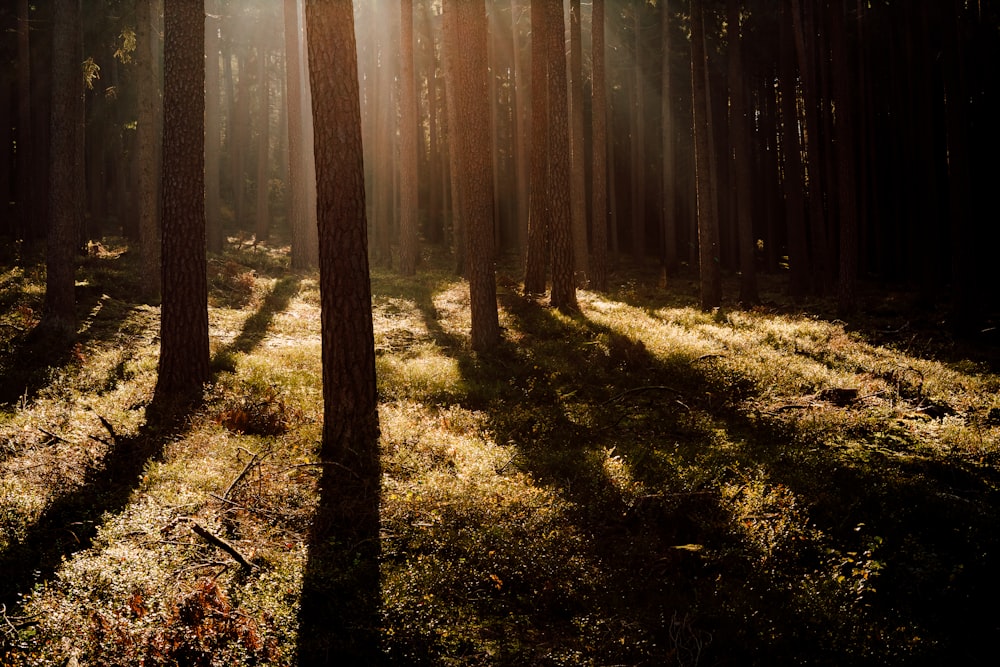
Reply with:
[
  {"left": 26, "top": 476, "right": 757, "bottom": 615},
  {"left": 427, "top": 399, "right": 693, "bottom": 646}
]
[{"left": 1, "top": 240, "right": 999, "bottom": 666}]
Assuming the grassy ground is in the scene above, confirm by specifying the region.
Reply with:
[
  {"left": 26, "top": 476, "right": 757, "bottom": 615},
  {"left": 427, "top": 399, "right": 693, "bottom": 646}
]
[{"left": 1, "top": 242, "right": 998, "bottom": 665}]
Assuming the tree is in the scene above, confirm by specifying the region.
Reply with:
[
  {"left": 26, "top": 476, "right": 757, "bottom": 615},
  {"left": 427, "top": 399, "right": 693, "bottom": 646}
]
[
  {"left": 447, "top": 0, "right": 501, "bottom": 350},
  {"left": 690, "top": 1, "right": 721, "bottom": 310},
  {"left": 136, "top": 0, "right": 162, "bottom": 298},
  {"left": 545, "top": 0, "right": 576, "bottom": 311},
  {"left": 299, "top": 0, "right": 381, "bottom": 662},
  {"left": 522, "top": 0, "right": 548, "bottom": 295},
  {"left": 727, "top": 0, "right": 758, "bottom": 305},
  {"left": 40, "top": 0, "right": 83, "bottom": 336},
  {"left": 590, "top": 0, "right": 608, "bottom": 292},
  {"left": 660, "top": 0, "right": 678, "bottom": 279},
  {"left": 205, "top": 2, "right": 223, "bottom": 253},
  {"left": 829, "top": 0, "right": 857, "bottom": 316},
  {"left": 568, "top": 0, "right": 588, "bottom": 286},
  {"left": 253, "top": 42, "right": 271, "bottom": 243},
  {"left": 284, "top": 0, "right": 318, "bottom": 270},
  {"left": 154, "top": 0, "right": 210, "bottom": 404},
  {"left": 398, "top": 0, "right": 419, "bottom": 275}
]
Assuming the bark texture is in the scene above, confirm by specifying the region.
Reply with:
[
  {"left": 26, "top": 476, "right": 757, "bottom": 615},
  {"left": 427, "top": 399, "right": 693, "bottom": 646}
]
[{"left": 155, "top": 0, "right": 210, "bottom": 402}]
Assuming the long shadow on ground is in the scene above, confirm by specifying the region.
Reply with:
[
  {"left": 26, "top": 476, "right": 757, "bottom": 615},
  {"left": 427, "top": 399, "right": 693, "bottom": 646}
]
[
  {"left": 0, "top": 409, "right": 185, "bottom": 642},
  {"left": 390, "top": 277, "right": 1000, "bottom": 665}
]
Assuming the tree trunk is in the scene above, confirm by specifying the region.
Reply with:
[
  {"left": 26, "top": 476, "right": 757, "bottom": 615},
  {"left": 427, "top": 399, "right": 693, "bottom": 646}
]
[
  {"left": 205, "top": 4, "right": 223, "bottom": 252},
  {"left": 727, "top": 0, "right": 758, "bottom": 305},
  {"left": 447, "top": 0, "right": 501, "bottom": 350},
  {"left": 660, "top": 0, "right": 678, "bottom": 278},
  {"left": 510, "top": 0, "right": 529, "bottom": 260},
  {"left": 522, "top": 0, "right": 548, "bottom": 295},
  {"left": 830, "top": 0, "right": 857, "bottom": 316},
  {"left": 590, "top": 0, "right": 608, "bottom": 292},
  {"left": 690, "top": 1, "right": 721, "bottom": 310},
  {"left": 780, "top": 3, "right": 808, "bottom": 298},
  {"left": 300, "top": 2, "right": 380, "bottom": 664},
  {"left": 254, "top": 45, "right": 271, "bottom": 243},
  {"left": 440, "top": 1, "right": 465, "bottom": 275},
  {"left": 15, "top": 0, "right": 32, "bottom": 243},
  {"left": 630, "top": 7, "right": 646, "bottom": 263},
  {"left": 398, "top": 0, "right": 419, "bottom": 275},
  {"left": 568, "top": 0, "right": 589, "bottom": 286},
  {"left": 41, "top": 0, "right": 83, "bottom": 336},
  {"left": 136, "top": 0, "right": 162, "bottom": 299},
  {"left": 154, "top": 0, "right": 210, "bottom": 404},
  {"left": 285, "top": 0, "right": 316, "bottom": 269},
  {"left": 545, "top": 0, "right": 576, "bottom": 311}
]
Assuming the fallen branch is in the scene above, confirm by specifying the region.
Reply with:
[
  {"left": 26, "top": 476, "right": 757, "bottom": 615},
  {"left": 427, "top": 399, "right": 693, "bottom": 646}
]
[
  {"left": 224, "top": 449, "right": 263, "bottom": 500},
  {"left": 38, "top": 427, "right": 70, "bottom": 445},
  {"left": 187, "top": 520, "right": 255, "bottom": 570},
  {"left": 606, "top": 385, "right": 684, "bottom": 404}
]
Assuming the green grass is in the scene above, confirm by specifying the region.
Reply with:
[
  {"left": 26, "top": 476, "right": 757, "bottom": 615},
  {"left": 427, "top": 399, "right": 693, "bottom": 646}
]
[{"left": 1, "top": 245, "right": 998, "bottom": 665}]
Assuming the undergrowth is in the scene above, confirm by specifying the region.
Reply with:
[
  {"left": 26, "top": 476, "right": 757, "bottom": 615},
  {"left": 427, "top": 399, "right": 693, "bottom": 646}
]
[{"left": 0, "top": 244, "right": 998, "bottom": 665}]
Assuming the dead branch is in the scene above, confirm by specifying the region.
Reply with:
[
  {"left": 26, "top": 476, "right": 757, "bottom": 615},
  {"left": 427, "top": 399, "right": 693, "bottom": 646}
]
[
  {"left": 38, "top": 427, "right": 70, "bottom": 445},
  {"left": 224, "top": 449, "right": 263, "bottom": 500},
  {"left": 187, "top": 520, "right": 255, "bottom": 570},
  {"left": 96, "top": 414, "right": 117, "bottom": 443},
  {"left": 606, "top": 385, "right": 685, "bottom": 404}
]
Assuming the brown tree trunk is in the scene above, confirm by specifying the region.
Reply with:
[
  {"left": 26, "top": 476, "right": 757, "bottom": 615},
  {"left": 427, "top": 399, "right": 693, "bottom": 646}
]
[
  {"left": 285, "top": 0, "right": 316, "bottom": 269},
  {"left": 136, "top": 0, "right": 162, "bottom": 298},
  {"left": 630, "top": 6, "right": 646, "bottom": 263},
  {"left": 41, "top": 0, "right": 83, "bottom": 336},
  {"left": 510, "top": 0, "right": 529, "bottom": 260},
  {"left": 15, "top": 0, "right": 32, "bottom": 243},
  {"left": 727, "top": 0, "right": 758, "bottom": 305},
  {"left": 205, "top": 4, "right": 223, "bottom": 253},
  {"left": 447, "top": 0, "right": 501, "bottom": 350},
  {"left": 440, "top": 3, "right": 465, "bottom": 276},
  {"left": 690, "top": 1, "right": 721, "bottom": 310},
  {"left": 780, "top": 4, "right": 808, "bottom": 298},
  {"left": 300, "top": 2, "right": 380, "bottom": 663},
  {"left": 254, "top": 45, "right": 271, "bottom": 243},
  {"left": 660, "top": 0, "right": 678, "bottom": 278},
  {"left": 522, "top": 0, "right": 548, "bottom": 295},
  {"left": 590, "top": 0, "right": 608, "bottom": 292},
  {"left": 830, "top": 0, "right": 857, "bottom": 315},
  {"left": 154, "top": 0, "right": 210, "bottom": 404},
  {"left": 568, "top": 0, "right": 589, "bottom": 286},
  {"left": 545, "top": 0, "right": 576, "bottom": 311},
  {"left": 398, "top": 0, "right": 419, "bottom": 275}
]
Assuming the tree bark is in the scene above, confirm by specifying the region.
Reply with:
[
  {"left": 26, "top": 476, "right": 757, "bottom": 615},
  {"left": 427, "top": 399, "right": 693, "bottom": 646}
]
[
  {"left": 300, "top": 1, "right": 381, "bottom": 663},
  {"left": 727, "top": 0, "right": 758, "bottom": 305},
  {"left": 154, "top": 0, "right": 210, "bottom": 404},
  {"left": 522, "top": 0, "right": 548, "bottom": 295},
  {"left": 545, "top": 0, "right": 576, "bottom": 311},
  {"left": 830, "top": 0, "right": 857, "bottom": 315},
  {"left": 398, "top": 0, "right": 420, "bottom": 275},
  {"left": 205, "top": 4, "right": 223, "bottom": 253},
  {"left": 568, "top": 0, "right": 588, "bottom": 286},
  {"left": 590, "top": 0, "right": 608, "bottom": 292},
  {"left": 660, "top": 0, "right": 678, "bottom": 278},
  {"left": 15, "top": 0, "right": 32, "bottom": 243},
  {"left": 136, "top": 0, "right": 162, "bottom": 298},
  {"left": 780, "top": 3, "right": 809, "bottom": 298},
  {"left": 285, "top": 0, "right": 316, "bottom": 269},
  {"left": 690, "top": 1, "right": 721, "bottom": 310},
  {"left": 254, "top": 45, "right": 271, "bottom": 243},
  {"left": 41, "top": 0, "right": 83, "bottom": 336},
  {"left": 447, "top": 0, "right": 501, "bottom": 350}
]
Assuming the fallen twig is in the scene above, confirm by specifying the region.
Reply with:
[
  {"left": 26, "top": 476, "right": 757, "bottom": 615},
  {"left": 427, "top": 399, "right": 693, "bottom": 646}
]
[
  {"left": 224, "top": 449, "right": 263, "bottom": 500},
  {"left": 606, "top": 385, "right": 685, "bottom": 404},
  {"left": 38, "top": 427, "right": 70, "bottom": 445},
  {"left": 187, "top": 520, "right": 255, "bottom": 570}
]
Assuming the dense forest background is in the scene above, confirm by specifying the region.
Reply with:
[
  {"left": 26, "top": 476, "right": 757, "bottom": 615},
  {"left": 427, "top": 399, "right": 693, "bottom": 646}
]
[
  {"left": 2, "top": 0, "right": 999, "bottom": 325},
  {"left": 2, "top": 1, "right": 1000, "bottom": 665}
]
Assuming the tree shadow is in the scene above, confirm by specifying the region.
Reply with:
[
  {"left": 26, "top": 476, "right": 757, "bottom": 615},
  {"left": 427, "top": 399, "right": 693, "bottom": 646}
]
[
  {"left": 211, "top": 274, "right": 302, "bottom": 366},
  {"left": 0, "top": 409, "right": 185, "bottom": 618},
  {"left": 296, "top": 459, "right": 383, "bottom": 665}
]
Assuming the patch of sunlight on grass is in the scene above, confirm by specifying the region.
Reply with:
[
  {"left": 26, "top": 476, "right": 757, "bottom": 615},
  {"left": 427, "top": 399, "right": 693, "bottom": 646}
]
[{"left": 377, "top": 346, "right": 465, "bottom": 402}]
